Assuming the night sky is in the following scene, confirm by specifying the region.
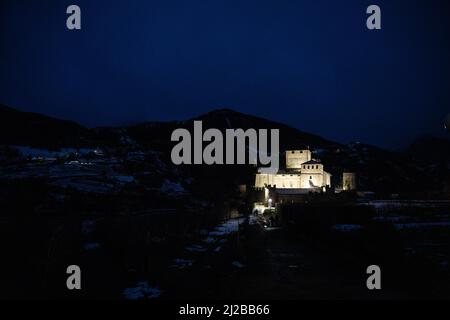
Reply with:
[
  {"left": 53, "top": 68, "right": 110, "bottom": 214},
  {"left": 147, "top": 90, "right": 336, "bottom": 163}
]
[{"left": 1, "top": 0, "right": 449, "bottom": 150}]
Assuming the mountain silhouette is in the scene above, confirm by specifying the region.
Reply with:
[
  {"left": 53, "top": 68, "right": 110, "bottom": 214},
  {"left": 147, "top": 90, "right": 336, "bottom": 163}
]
[
  {"left": 1, "top": 104, "right": 448, "bottom": 195},
  {"left": 0, "top": 105, "right": 90, "bottom": 148}
]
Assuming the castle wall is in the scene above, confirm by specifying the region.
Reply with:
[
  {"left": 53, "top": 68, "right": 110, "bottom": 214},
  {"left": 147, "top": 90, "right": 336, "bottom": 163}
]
[
  {"left": 255, "top": 173, "right": 302, "bottom": 188},
  {"left": 301, "top": 164, "right": 323, "bottom": 174},
  {"left": 256, "top": 171, "right": 331, "bottom": 189},
  {"left": 255, "top": 173, "right": 270, "bottom": 188},
  {"left": 256, "top": 149, "right": 331, "bottom": 190},
  {"left": 343, "top": 172, "right": 357, "bottom": 190},
  {"left": 300, "top": 173, "right": 324, "bottom": 188},
  {"left": 274, "top": 174, "right": 301, "bottom": 188},
  {"left": 324, "top": 171, "right": 331, "bottom": 187}
]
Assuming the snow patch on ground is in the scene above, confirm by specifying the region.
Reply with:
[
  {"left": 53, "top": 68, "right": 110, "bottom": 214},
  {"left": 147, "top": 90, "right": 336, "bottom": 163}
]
[
  {"left": 14, "top": 146, "right": 94, "bottom": 159},
  {"left": 185, "top": 244, "right": 207, "bottom": 252},
  {"left": 123, "top": 281, "right": 162, "bottom": 300},
  {"left": 203, "top": 237, "right": 216, "bottom": 243},
  {"left": 366, "top": 200, "right": 450, "bottom": 210},
  {"left": 209, "top": 218, "right": 244, "bottom": 236},
  {"left": 114, "top": 175, "right": 135, "bottom": 183},
  {"left": 372, "top": 215, "right": 409, "bottom": 222},
  {"left": 171, "top": 258, "right": 193, "bottom": 269},
  {"left": 232, "top": 261, "right": 246, "bottom": 268},
  {"left": 332, "top": 224, "right": 363, "bottom": 232},
  {"left": 249, "top": 215, "right": 259, "bottom": 225},
  {"left": 160, "top": 180, "right": 186, "bottom": 196},
  {"left": 394, "top": 222, "right": 450, "bottom": 230},
  {"left": 82, "top": 219, "right": 96, "bottom": 235}
]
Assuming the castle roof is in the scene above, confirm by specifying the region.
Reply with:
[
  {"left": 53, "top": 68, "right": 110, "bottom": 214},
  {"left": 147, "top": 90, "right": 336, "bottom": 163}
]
[{"left": 302, "top": 160, "right": 322, "bottom": 165}]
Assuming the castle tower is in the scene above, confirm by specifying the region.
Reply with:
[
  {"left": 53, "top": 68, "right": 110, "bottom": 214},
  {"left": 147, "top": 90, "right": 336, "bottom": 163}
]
[
  {"left": 285, "top": 150, "right": 311, "bottom": 170},
  {"left": 343, "top": 172, "right": 357, "bottom": 191}
]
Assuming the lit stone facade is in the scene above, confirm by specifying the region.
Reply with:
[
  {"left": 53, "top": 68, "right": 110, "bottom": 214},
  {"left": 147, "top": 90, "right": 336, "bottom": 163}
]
[
  {"left": 255, "top": 150, "right": 331, "bottom": 189},
  {"left": 285, "top": 150, "right": 311, "bottom": 170},
  {"left": 342, "top": 172, "right": 357, "bottom": 191}
]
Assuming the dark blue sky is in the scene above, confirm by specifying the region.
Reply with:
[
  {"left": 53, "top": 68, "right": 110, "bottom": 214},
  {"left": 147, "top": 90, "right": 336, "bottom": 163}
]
[{"left": 1, "top": 0, "right": 449, "bottom": 150}]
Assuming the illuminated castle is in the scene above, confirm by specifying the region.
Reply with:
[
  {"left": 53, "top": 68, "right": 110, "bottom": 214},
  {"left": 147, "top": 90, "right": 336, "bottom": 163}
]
[{"left": 254, "top": 150, "right": 331, "bottom": 191}]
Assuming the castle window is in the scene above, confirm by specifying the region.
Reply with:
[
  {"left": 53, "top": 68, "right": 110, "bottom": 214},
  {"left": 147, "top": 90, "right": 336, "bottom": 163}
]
[
  {"left": 310, "top": 176, "right": 312, "bottom": 179},
  {"left": 291, "top": 151, "right": 295, "bottom": 154},
  {"left": 316, "top": 165, "right": 319, "bottom": 169}
]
